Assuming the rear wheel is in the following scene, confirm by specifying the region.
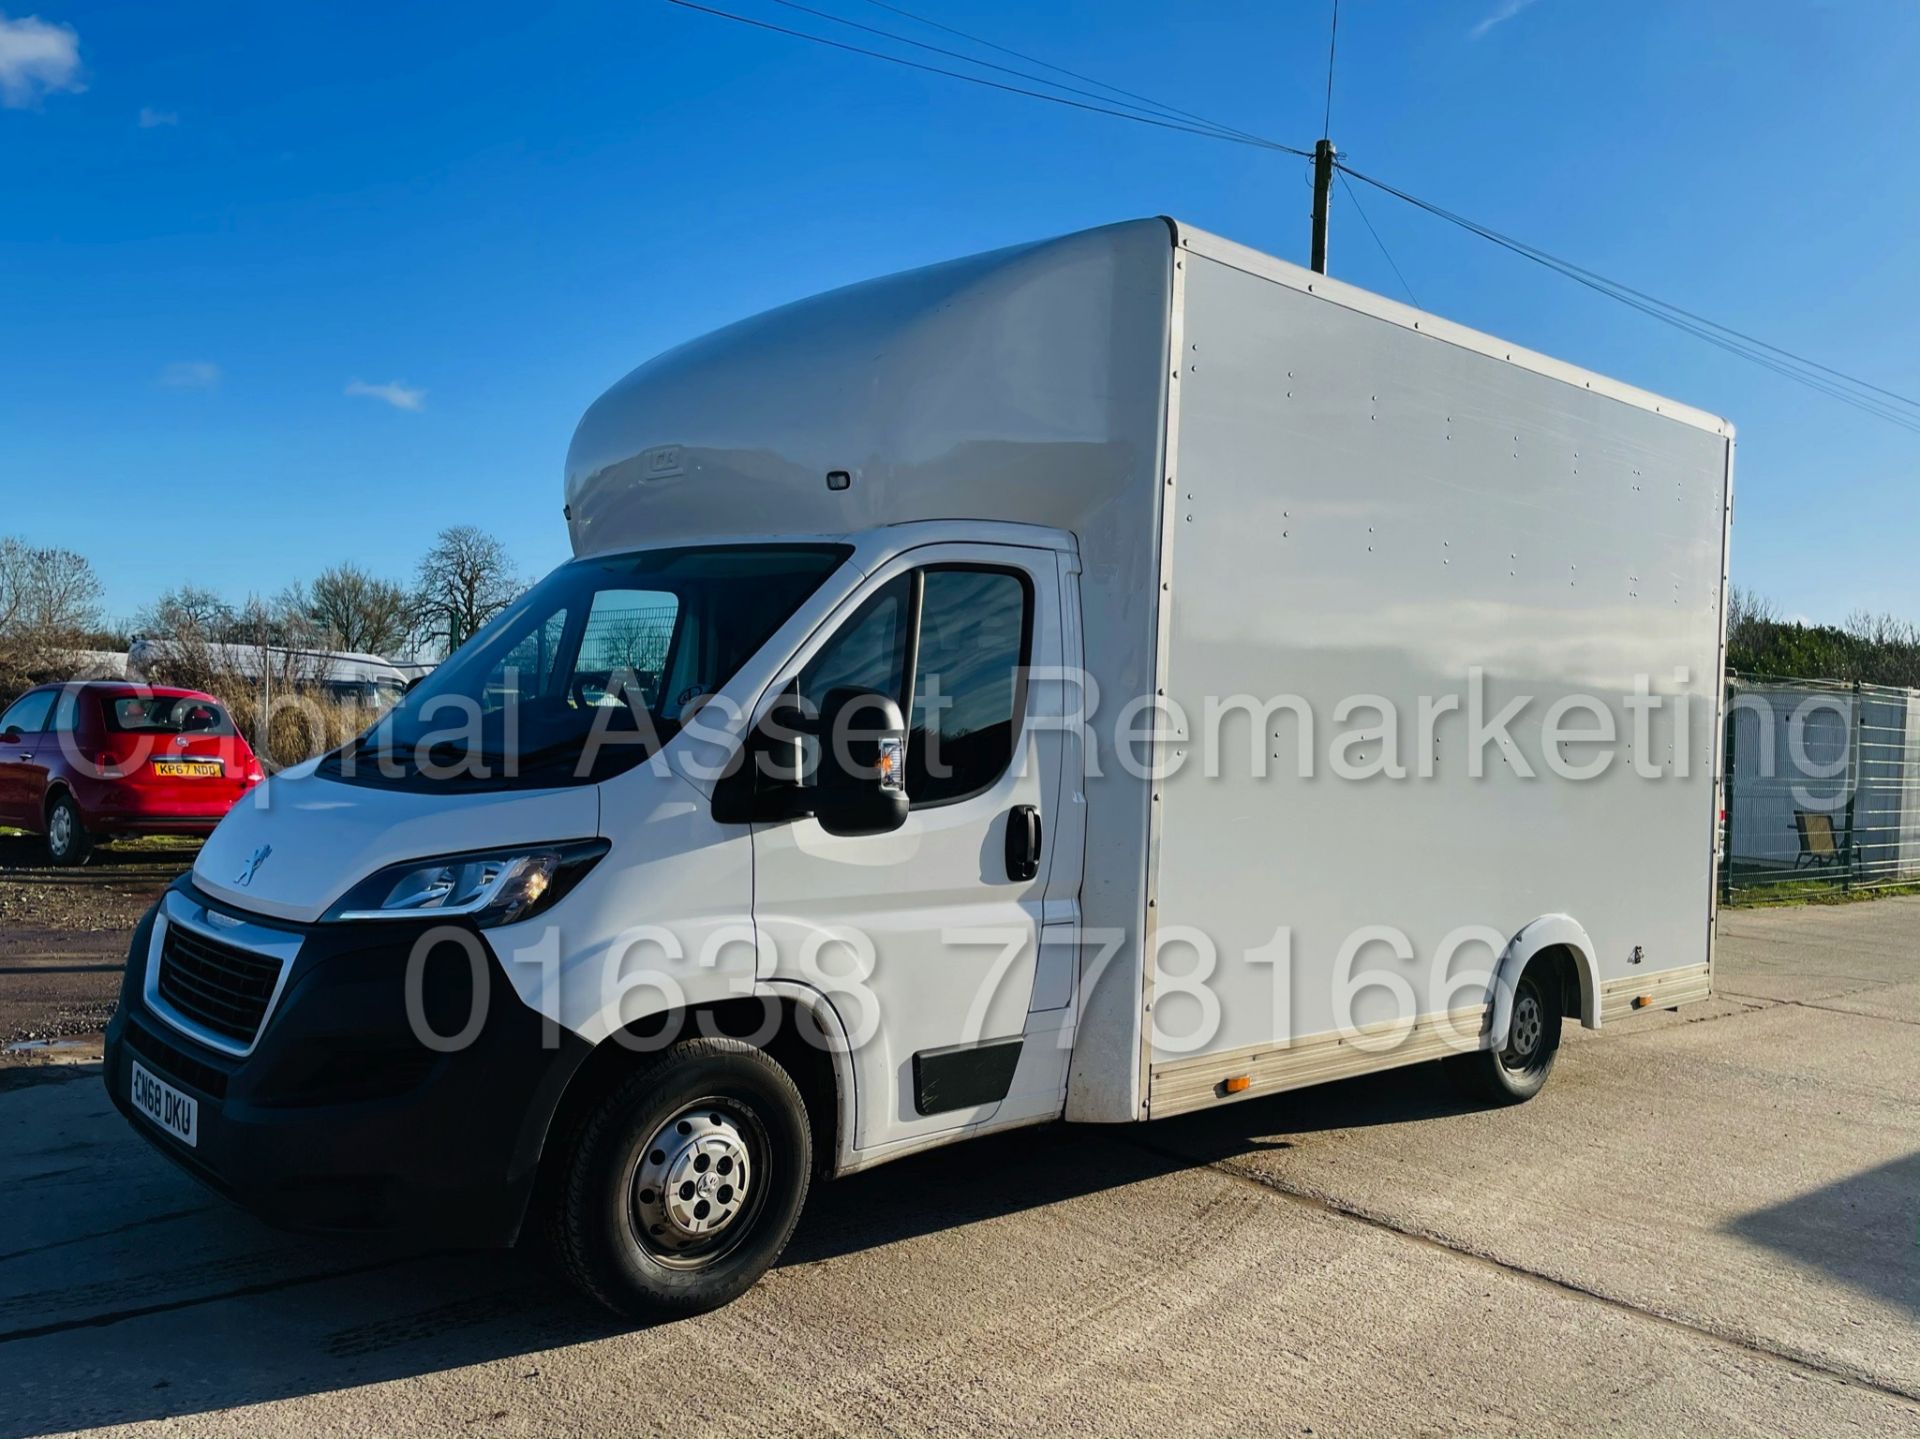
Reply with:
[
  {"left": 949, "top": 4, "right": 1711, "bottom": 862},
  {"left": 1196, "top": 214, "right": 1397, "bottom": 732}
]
[
  {"left": 549, "top": 1037, "right": 811, "bottom": 1319},
  {"left": 44, "top": 794, "right": 93, "bottom": 867},
  {"left": 1445, "top": 962, "right": 1561, "bottom": 1104}
]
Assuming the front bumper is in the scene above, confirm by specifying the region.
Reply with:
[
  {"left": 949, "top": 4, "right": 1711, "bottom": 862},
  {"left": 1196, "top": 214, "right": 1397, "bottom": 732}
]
[{"left": 104, "top": 878, "right": 591, "bottom": 1246}]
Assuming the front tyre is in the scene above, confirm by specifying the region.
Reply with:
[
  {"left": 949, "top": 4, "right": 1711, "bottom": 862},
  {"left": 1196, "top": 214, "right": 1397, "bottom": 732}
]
[
  {"left": 550, "top": 1038, "right": 812, "bottom": 1319},
  {"left": 1444, "top": 962, "right": 1562, "bottom": 1105},
  {"left": 45, "top": 794, "right": 93, "bottom": 867}
]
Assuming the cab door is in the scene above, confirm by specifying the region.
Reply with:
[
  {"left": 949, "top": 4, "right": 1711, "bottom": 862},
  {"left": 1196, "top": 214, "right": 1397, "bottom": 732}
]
[{"left": 752, "top": 543, "right": 1068, "bottom": 1153}]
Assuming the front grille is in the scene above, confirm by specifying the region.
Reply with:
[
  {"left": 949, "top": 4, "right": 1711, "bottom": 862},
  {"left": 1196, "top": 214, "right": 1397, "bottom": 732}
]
[{"left": 156, "top": 924, "right": 284, "bottom": 1047}]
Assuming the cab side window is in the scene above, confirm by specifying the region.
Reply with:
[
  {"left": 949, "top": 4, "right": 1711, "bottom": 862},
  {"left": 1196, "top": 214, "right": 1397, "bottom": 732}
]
[
  {"left": 789, "top": 566, "right": 1031, "bottom": 809},
  {"left": 907, "top": 568, "right": 1030, "bottom": 806},
  {"left": 794, "top": 574, "right": 912, "bottom": 716}
]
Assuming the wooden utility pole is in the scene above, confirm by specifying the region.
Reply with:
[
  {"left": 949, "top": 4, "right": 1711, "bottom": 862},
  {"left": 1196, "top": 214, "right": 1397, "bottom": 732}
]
[{"left": 1311, "top": 138, "right": 1336, "bottom": 275}]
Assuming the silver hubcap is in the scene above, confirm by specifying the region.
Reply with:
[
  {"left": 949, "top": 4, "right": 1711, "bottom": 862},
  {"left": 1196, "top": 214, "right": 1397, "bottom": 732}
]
[
  {"left": 48, "top": 806, "right": 72, "bottom": 854},
  {"left": 1509, "top": 993, "right": 1543, "bottom": 1061},
  {"left": 632, "top": 1105, "right": 755, "bottom": 1257}
]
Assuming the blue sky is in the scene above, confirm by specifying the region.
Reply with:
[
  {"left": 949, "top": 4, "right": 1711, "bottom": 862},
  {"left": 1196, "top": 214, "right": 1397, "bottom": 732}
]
[{"left": 3, "top": 0, "right": 1916, "bottom": 629}]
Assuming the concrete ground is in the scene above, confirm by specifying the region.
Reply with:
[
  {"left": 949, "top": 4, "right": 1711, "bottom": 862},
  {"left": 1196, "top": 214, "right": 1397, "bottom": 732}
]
[{"left": 1, "top": 899, "right": 1915, "bottom": 1438}]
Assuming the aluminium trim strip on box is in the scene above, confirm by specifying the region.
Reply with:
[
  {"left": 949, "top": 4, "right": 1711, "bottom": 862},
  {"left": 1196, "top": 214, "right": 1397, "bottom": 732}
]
[
  {"left": 1147, "top": 964, "right": 1715, "bottom": 1119},
  {"left": 1147, "top": 1005, "right": 1492, "bottom": 1119},
  {"left": 1598, "top": 962, "right": 1713, "bottom": 1024},
  {"left": 1708, "top": 436, "right": 1736, "bottom": 969},
  {"left": 1137, "top": 223, "right": 1190, "bottom": 1120}
]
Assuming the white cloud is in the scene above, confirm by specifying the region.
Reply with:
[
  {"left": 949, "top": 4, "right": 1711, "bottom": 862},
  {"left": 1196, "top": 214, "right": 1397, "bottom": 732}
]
[
  {"left": 138, "top": 106, "right": 178, "bottom": 128},
  {"left": 1470, "top": 0, "right": 1541, "bottom": 39},
  {"left": 157, "top": 360, "right": 221, "bottom": 389},
  {"left": 0, "top": 12, "right": 82, "bottom": 108},
  {"left": 345, "top": 378, "right": 426, "bottom": 412}
]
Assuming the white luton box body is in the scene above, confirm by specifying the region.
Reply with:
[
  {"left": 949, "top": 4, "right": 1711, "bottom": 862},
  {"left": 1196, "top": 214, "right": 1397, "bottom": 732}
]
[
  {"left": 1142, "top": 226, "right": 1728, "bottom": 1116},
  {"left": 564, "top": 216, "right": 1733, "bottom": 1128}
]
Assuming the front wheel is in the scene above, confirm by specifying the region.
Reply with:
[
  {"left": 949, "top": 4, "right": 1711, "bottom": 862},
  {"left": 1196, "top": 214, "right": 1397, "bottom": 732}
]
[
  {"left": 45, "top": 794, "right": 93, "bottom": 867},
  {"left": 1444, "top": 962, "right": 1562, "bottom": 1104},
  {"left": 549, "top": 1038, "right": 812, "bottom": 1319}
]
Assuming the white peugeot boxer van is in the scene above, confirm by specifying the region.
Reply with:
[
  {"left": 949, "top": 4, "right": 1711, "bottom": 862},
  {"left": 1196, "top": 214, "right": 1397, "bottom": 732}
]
[{"left": 106, "top": 218, "right": 1733, "bottom": 1317}]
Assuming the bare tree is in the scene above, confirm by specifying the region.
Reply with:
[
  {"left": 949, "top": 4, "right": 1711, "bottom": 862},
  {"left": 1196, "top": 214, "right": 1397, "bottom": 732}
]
[
  {"left": 296, "top": 563, "right": 413, "bottom": 656},
  {"left": 412, "top": 526, "right": 521, "bottom": 657},
  {"left": 138, "top": 583, "right": 236, "bottom": 639},
  {"left": 1845, "top": 609, "right": 1920, "bottom": 689},
  {"left": 1724, "top": 584, "right": 1776, "bottom": 660},
  {"left": 0, "top": 537, "right": 105, "bottom": 694}
]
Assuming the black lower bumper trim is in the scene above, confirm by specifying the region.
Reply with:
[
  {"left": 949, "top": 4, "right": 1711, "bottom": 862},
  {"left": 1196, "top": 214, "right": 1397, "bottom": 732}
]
[{"left": 105, "top": 882, "right": 591, "bottom": 1246}]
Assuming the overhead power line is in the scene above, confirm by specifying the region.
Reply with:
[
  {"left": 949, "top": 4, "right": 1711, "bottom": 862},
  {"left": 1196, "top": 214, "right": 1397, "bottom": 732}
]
[
  {"left": 1338, "top": 169, "right": 1416, "bottom": 308},
  {"left": 1338, "top": 162, "right": 1920, "bottom": 434},
  {"left": 665, "top": 0, "right": 1914, "bottom": 435},
  {"left": 663, "top": 0, "right": 1309, "bottom": 156},
  {"left": 1322, "top": 0, "right": 1339, "bottom": 135},
  {"left": 854, "top": 0, "right": 1275, "bottom": 146},
  {"left": 764, "top": 0, "right": 1263, "bottom": 145}
]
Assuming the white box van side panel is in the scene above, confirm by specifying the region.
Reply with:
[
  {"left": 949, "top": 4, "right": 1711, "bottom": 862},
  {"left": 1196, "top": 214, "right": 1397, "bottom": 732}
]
[{"left": 1147, "top": 246, "right": 1730, "bottom": 1099}]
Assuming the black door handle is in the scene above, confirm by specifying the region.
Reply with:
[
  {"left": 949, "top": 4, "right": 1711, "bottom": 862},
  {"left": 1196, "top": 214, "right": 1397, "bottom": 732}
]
[{"left": 1005, "top": 804, "right": 1042, "bottom": 882}]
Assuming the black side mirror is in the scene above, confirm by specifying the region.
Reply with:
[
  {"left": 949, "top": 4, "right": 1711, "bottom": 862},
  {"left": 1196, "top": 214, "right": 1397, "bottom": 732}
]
[
  {"left": 814, "top": 687, "right": 908, "bottom": 837},
  {"left": 1, "top": 726, "right": 20, "bottom": 743}
]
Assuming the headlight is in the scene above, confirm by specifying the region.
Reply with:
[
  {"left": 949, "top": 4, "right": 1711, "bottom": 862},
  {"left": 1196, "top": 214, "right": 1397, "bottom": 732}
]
[{"left": 323, "top": 839, "right": 609, "bottom": 927}]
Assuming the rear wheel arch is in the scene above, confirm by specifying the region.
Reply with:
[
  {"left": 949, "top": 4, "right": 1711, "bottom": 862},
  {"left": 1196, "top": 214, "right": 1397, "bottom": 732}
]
[
  {"left": 1490, "top": 916, "right": 1599, "bottom": 1050},
  {"left": 42, "top": 786, "right": 93, "bottom": 865},
  {"left": 41, "top": 781, "right": 72, "bottom": 828}
]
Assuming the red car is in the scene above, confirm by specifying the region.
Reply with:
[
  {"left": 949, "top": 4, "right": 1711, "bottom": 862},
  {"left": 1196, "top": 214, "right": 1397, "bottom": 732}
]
[{"left": 0, "top": 681, "right": 265, "bottom": 865}]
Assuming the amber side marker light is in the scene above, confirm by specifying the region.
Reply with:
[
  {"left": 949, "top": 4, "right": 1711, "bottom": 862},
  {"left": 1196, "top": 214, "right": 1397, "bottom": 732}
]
[
  {"left": 1222, "top": 1075, "right": 1252, "bottom": 1094},
  {"left": 1631, "top": 995, "right": 1654, "bottom": 1009}
]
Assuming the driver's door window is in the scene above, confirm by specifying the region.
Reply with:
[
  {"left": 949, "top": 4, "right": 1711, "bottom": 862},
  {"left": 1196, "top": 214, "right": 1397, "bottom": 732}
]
[{"left": 794, "top": 574, "right": 911, "bottom": 717}]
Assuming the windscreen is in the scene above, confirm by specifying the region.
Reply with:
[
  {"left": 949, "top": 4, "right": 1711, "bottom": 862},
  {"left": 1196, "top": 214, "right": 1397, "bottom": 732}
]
[{"left": 319, "top": 543, "right": 850, "bottom": 790}]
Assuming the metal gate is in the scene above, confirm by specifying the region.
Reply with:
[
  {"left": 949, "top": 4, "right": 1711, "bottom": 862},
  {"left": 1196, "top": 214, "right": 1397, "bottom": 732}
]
[{"left": 1722, "top": 675, "right": 1920, "bottom": 899}]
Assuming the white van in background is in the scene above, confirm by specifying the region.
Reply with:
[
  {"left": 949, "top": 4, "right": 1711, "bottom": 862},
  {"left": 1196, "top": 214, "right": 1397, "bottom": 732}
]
[
  {"left": 127, "top": 638, "right": 415, "bottom": 707},
  {"left": 105, "top": 218, "right": 1732, "bottom": 1317}
]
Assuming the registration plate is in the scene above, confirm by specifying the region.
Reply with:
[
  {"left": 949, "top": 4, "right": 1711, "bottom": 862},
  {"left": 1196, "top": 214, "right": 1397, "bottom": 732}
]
[
  {"left": 130, "top": 1060, "right": 198, "bottom": 1146},
  {"left": 152, "top": 761, "right": 222, "bottom": 778}
]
